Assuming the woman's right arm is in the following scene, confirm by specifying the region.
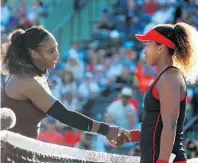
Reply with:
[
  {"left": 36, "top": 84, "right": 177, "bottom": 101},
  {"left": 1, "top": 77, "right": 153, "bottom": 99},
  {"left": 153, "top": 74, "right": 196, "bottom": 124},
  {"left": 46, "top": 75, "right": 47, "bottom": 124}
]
[
  {"left": 22, "top": 78, "right": 101, "bottom": 132},
  {"left": 22, "top": 78, "right": 129, "bottom": 141}
]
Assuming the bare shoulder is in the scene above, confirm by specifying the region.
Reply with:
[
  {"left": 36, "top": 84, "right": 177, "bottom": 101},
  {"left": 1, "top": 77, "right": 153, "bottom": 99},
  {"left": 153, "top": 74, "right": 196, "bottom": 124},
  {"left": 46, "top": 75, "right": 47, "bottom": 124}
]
[
  {"left": 161, "top": 69, "right": 183, "bottom": 85},
  {"left": 5, "top": 74, "right": 55, "bottom": 112},
  {"left": 20, "top": 76, "right": 49, "bottom": 94},
  {"left": 157, "top": 68, "right": 185, "bottom": 96},
  {"left": 20, "top": 76, "right": 40, "bottom": 89},
  {"left": 10, "top": 75, "right": 44, "bottom": 92},
  {"left": 5, "top": 75, "right": 40, "bottom": 100}
]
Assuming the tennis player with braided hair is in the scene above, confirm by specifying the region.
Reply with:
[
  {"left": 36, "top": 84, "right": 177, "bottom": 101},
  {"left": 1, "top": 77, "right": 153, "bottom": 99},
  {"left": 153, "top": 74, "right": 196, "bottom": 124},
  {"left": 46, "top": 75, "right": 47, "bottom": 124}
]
[
  {"left": 1, "top": 26, "right": 131, "bottom": 143},
  {"left": 111, "top": 22, "right": 198, "bottom": 163}
]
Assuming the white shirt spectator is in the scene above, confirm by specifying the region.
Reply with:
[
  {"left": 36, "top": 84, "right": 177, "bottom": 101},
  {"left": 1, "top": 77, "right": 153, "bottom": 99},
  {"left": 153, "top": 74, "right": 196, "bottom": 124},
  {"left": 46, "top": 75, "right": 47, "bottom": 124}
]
[
  {"left": 107, "top": 54, "right": 123, "bottom": 79},
  {"left": 106, "top": 87, "right": 137, "bottom": 130},
  {"left": 78, "top": 73, "right": 100, "bottom": 99},
  {"left": 61, "top": 82, "right": 77, "bottom": 95},
  {"left": 107, "top": 63, "right": 123, "bottom": 78},
  {"left": 151, "top": 5, "right": 175, "bottom": 24},
  {"left": 60, "top": 69, "right": 77, "bottom": 95},
  {"left": 66, "top": 55, "right": 84, "bottom": 82},
  {"left": 106, "top": 100, "right": 137, "bottom": 130},
  {"left": 94, "top": 65, "right": 108, "bottom": 87},
  {"left": 62, "top": 92, "right": 81, "bottom": 112},
  {"left": 68, "top": 42, "right": 81, "bottom": 61},
  {"left": 68, "top": 49, "right": 79, "bottom": 60}
]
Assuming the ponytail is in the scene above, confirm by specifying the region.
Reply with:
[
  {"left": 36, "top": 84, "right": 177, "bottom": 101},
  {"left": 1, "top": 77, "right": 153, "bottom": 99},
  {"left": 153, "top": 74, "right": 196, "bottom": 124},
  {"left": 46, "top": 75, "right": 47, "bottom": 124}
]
[
  {"left": 2, "top": 29, "right": 34, "bottom": 75},
  {"left": 172, "top": 22, "right": 198, "bottom": 84}
]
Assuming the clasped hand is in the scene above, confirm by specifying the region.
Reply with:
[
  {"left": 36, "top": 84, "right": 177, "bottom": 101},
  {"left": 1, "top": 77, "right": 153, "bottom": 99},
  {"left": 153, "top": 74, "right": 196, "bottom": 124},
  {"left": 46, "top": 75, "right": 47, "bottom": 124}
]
[{"left": 106, "top": 126, "right": 131, "bottom": 147}]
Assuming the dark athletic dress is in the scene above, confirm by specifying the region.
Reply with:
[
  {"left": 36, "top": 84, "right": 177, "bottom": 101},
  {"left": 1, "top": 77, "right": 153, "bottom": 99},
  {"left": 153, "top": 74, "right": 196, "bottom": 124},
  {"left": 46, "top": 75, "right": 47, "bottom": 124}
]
[
  {"left": 140, "top": 66, "right": 187, "bottom": 163},
  {"left": 1, "top": 76, "right": 46, "bottom": 138}
]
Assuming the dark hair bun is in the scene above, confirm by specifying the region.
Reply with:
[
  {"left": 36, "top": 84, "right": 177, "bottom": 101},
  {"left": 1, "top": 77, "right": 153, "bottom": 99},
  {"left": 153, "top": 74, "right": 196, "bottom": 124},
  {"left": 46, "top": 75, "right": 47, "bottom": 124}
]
[{"left": 10, "top": 29, "right": 26, "bottom": 48}]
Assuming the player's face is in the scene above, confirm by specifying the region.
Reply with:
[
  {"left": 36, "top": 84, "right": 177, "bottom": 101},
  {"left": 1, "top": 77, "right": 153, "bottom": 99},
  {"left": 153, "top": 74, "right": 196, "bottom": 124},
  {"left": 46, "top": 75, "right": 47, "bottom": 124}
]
[
  {"left": 143, "top": 41, "right": 161, "bottom": 66},
  {"left": 32, "top": 35, "right": 59, "bottom": 69}
]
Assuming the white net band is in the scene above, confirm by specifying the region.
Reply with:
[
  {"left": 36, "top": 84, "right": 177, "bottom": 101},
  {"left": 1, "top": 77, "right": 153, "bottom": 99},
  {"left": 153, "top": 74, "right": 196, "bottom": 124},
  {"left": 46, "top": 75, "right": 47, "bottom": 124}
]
[{"left": 0, "top": 131, "right": 198, "bottom": 163}]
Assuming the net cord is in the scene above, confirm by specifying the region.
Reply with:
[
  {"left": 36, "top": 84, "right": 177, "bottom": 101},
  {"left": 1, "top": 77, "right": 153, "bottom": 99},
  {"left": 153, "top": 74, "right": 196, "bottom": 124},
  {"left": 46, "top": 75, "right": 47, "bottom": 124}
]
[{"left": 0, "top": 131, "right": 198, "bottom": 163}]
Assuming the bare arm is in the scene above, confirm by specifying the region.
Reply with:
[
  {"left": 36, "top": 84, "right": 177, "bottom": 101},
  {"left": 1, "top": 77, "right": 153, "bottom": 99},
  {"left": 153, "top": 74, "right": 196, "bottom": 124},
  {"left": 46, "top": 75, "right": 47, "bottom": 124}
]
[
  {"left": 21, "top": 78, "right": 101, "bottom": 131},
  {"left": 157, "top": 72, "right": 181, "bottom": 161},
  {"left": 22, "top": 78, "right": 56, "bottom": 113},
  {"left": 21, "top": 78, "right": 123, "bottom": 140}
]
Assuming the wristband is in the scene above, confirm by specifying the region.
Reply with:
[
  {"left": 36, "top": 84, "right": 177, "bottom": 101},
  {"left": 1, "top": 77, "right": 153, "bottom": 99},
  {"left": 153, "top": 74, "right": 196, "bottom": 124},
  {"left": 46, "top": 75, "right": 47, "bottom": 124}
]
[
  {"left": 130, "top": 130, "right": 141, "bottom": 142},
  {"left": 156, "top": 159, "right": 168, "bottom": 163},
  {"left": 97, "top": 122, "right": 110, "bottom": 136}
]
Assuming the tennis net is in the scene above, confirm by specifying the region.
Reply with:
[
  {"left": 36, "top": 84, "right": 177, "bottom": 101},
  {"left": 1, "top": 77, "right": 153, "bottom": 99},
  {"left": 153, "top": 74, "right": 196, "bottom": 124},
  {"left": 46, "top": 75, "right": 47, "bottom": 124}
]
[{"left": 0, "top": 130, "right": 198, "bottom": 163}]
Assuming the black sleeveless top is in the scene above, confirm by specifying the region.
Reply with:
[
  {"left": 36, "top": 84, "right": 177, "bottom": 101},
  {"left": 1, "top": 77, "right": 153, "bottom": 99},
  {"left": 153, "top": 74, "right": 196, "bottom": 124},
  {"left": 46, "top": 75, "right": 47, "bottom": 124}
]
[
  {"left": 140, "top": 66, "right": 187, "bottom": 163},
  {"left": 1, "top": 76, "right": 46, "bottom": 138}
]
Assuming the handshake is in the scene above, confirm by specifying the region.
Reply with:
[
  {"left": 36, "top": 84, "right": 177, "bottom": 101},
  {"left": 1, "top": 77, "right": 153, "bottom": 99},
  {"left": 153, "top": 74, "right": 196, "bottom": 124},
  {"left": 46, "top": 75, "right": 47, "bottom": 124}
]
[{"left": 105, "top": 126, "right": 141, "bottom": 147}]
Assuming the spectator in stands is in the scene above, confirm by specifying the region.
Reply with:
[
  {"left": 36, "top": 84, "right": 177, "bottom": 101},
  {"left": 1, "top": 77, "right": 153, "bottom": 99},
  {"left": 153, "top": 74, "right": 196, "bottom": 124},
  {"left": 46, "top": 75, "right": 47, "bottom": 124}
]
[
  {"left": 38, "top": 116, "right": 65, "bottom": 145},
  {"left": 94, "top": 64, "right": 107, "bottom": 89},
  {"left": 76, "top": 131, "right": 107, "bottom": 152},
  {"left": 76, "top": 132, "right": 96, "bottom": 150},
  {"left": 115, "top": 66, "right": 136, "bottom": 88},
  {"left": 122, "top": 42, "right": 137, "bottom": 73},
  {"left": 65, "top": 54, "right": 84, "bottom": 83},
  {"left": 78, "top": 72, "right": 100, "bottom": 99},
  {"left": 105, "top": 87, "right": 138, "bottom": 130},
  {"left": 143, "top": 0, "right": 160, "bottom": 15},
  {"left": 62, "top": 91, "right": 82, "bottom": 112},
  {"left": 114, "top": 87, "right": 139, "bottom": 113},
  {"left": 97, "top": 50, "right": 106, "bottom": 65},
  {"left": 96, "top": 8, "right": 115, "bottom": 30},
  {"left": 60, "top": 70, "right": 77, "bottom": 95},
  {"left": 151, "top": 3, "right": 174, "bottom": 24},
  {"left": 135, "top": 59, "right": 156, "bottom": 95},
  {"left": 87, "top": 41, "right": 98, "bottom": 69},
  {"left": 50, "top": 74, "right": 62, "bottom": 100},
  {"left": 109, "top": 30, "right": 122, "bottom": 48},
  {"left": 104, "top": 57, "right": 112, "bottom": 72},
  {"left": 107, "top": 53, "right": 123, "bottom": 79},
  {"left": 68, "top": 42, "right": 85, "bottom": 62},
  {"left": 64, "top": 127, "right": 82, "bottom": 147}
]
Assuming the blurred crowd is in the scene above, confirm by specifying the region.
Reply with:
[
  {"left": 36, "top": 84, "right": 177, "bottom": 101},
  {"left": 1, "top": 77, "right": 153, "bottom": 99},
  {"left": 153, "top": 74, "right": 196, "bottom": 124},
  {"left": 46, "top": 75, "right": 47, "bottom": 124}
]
[
  {"left": 1, "top": 0, "right": 48, "bottom": 43},
  {"left": 1, "top": 0, "right": 198, "bottom": 159}
]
